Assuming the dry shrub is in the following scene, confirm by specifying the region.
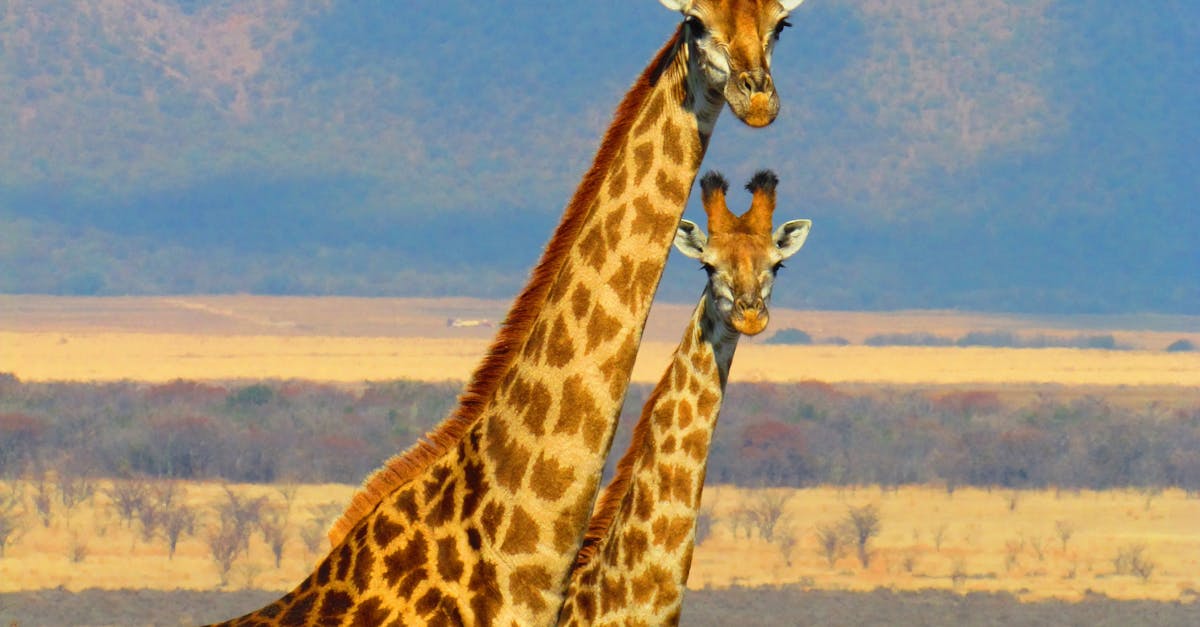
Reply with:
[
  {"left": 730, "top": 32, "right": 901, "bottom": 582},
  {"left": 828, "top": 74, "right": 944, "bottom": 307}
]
[
  {"left": 1004, "top": 537, "right": 1024, "bottom": 573},
  {"left": 106, "top": 478, "right": 151, "bottom": 528},
  {"left": 56, "top": 471, "right": 94, "bottom": 526},
  {"left": 33, "top": 474, "right": 54, "bottom": 527},
  {"left": 844, "top": 504, "right": 881, "bottom": 568},
  {"left": 259, "top": 508, "right": 288, "bottom": 569},
  {"left": 1054, "top": 519, "right": 1075, "bottom": 552},
  {"left": 932, "top": 523, "right": 948, "bottom": 552},
  {"left": 161, "top": 502, "right": 195, "bottom": 559},
  {"left": 746, "top": 490, "right": 790, "bottom": 542},
  {"left": 206, "top": 520, "right": 245, "bottom": 587},
  {"left": 0, "top": 482, "right": 26, "bottom": 557},
  {"left": 1113, "top": 543, "right": 1156, "bottom": 582},
  {"left": 951, "top": 557, "right": 968, "bottom": 587},
  {"left": 300, "top": 502, "right": 343, "bottom": 555},
  {"left": 814, "top": 523, "right": 843, "bottom": 568},
  {"left": 775, "top": 524, "right": 800, "bottom": 567},
  {"left": 69, "top": 533, "right": 88, "bottom": 563}
]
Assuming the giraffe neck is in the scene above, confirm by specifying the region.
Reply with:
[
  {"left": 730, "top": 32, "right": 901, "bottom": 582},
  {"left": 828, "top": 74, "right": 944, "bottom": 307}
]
[
  {"left": 209, "top": 27, "right": 727, "bottom": 627},
  {"left": 558, "top": 291, "right": 739, "bottom": 626}
]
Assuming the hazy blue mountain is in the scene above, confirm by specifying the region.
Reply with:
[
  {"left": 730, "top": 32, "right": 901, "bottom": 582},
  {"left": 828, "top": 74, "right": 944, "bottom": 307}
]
[{"left": 0, "top": 1, "right": 1196, "bottom": 313}]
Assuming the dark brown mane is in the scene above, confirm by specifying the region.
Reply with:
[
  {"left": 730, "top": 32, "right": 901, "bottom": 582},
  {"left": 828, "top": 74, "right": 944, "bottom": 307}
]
[
  {"left": 328, "top": 25, "right": 688, "bottom": 548},
  {"left": 573, "top": 364, "right": 674, "bottom": 568}
]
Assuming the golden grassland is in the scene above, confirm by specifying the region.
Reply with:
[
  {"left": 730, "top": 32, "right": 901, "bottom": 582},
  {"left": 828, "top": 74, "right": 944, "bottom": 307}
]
[
  {"left": 5, "top": 332, "right": 1200, "bottom": 387},
  {"left": 2, "top": 296, "right": 1198, "bottom": 386},
  {"left": 1, "top": 481, "right": 1196, "bottom": 604}
]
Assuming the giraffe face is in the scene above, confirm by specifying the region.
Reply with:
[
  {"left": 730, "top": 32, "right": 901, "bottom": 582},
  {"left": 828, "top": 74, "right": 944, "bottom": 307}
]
[
  {"left": 674, "top": 170, "right": 811, "bottom": 336},
  {"left": 659, "top": 0, "right": 806, "bottom": 127}
]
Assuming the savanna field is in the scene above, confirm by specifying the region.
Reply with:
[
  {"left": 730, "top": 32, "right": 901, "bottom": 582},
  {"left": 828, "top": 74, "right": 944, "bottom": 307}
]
[{"left": 2, "top": 296, "right": 1199, "bottom": 625}]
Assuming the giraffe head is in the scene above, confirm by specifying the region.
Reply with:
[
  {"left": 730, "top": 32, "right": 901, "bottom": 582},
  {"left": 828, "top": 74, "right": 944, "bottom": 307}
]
[
  {"left": 658, "top": 0, "right": 806, "bottom": 127},
  {"left": 674, "top": 169, "right": 810, "bottom": 336}
]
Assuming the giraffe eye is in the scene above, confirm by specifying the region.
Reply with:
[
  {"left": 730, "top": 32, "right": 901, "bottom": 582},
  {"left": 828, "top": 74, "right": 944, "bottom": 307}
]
[
  {"left": 772, "top": 261, "right": 785, "bottom": 274},
  {"left": 686, "top": 15, "right": 708, "bottom": 39},
  {"left": 700, "top": 262, "right": 716, "bottom": 275}
]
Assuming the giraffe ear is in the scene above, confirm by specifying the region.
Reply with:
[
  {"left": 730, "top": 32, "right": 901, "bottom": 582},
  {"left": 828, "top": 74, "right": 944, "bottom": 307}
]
[
  {"left": 774, "top": 219, "right": 811, "bottom": 259},
  {"left": 674, "top": 219, "right": 708, "bottom": 259},
  {"left": 778, "top": 0, "right": 807, "bottom": 12},
  {"left": 658, "top": 0, "right": 693, "bottom": 14}
]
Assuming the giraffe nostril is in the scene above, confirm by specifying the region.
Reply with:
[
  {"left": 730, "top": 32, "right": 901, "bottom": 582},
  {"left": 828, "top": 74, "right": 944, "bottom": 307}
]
[{"left": 740, "top": 73, "right": 755, "bottom": 94}]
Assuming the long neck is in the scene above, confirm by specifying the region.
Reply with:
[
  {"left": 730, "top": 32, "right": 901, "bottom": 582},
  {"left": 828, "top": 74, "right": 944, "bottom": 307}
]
[
  {"left": 558, "top": 292, "right": 739, "bottom": 626},
  {"left": 209, "top": 28, "right": 724, "bottom": 627}
]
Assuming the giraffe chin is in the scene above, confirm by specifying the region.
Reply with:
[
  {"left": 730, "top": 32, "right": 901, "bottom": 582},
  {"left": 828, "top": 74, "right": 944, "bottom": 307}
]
[{"left": 732, "top": 313, "right": 769, "bottom": 336}]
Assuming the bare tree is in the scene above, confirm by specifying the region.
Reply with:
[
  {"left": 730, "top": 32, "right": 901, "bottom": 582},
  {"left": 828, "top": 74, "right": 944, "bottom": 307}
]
[
  {"left": 815, "top": 523, "right": 843, "bottom": 568},
  {"left": 843, "top": 504, "right": 881, "bottom": 568},
  {"left": 1054, "top": 520, "right": 1075, "bottom": 552},
  {"left": 932, "top": 523, "right": 948, "bottom": 552},
  {"left": 746, "top": 490, "right": 789, "bottom": 542},
  {"left": 0, "top": 483, "right": 26, "bottom": 557},
  {"left": 161, "top": 502, "right": 196, "bottom": 559},
  {"left": 56, "top": 471, "right": 95, "bottom": 527},
  {"left": 776, "top": 525, "right": 800, "bottom": 567},
  {"left": 950, "top": 557, "right": 968, "bottom": 588},
  {"left": 728, "top": 508, "right": 755, "bottom": 540},
  {"left": 300, "top": 521, "right": 327, "bottom": 555},
  {"left": 136, "top": 498, "right": 161, "bottom": 543},
  {"left": 259, "top": 507, "right": 289, "bottom": 569},
  {"left": 1113, "top": 543, "right": 1156, "bottom": 582},
  {"left": 32, "top": 473, "right": 54, "bottom": 528},
  {"left": 206, "top": 519, "right": 244, "bottom": 587},
  {"left": 218, "top": 485, "right": 269, "bottom": 554},
  {"left": 276, "top": 483, "right": 300, "bottom": 517},
  {"left": 69, "top": 532, "right": 88, "bottom": 563},
  {"left": 106, "top": 478, "right": 150, "bottom": 529},
  {"left": 300, "top": 502, "right": 343, "bottom": 555},
  {"left": 1004, "top": 536, "right": 1024, "bottom": 573}
]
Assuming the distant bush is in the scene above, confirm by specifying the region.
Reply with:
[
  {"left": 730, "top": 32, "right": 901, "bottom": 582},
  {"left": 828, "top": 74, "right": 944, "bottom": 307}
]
[
  {"left": 864, "top": 332, "right": 954, "bottom": 347},
  {"left": 3, "top": 378, "right": 1199, "bottom": 492},
  {"left": 819, "top": 336, "right": 850, "bottom": 346},
  {"left": 226, "top": 384, "right": 274, "bottom": 408},
  {"left": 765, "top": 328, "right": 812, "bottom": 345},
  {"left": 956, "top": 331, "right": 1019, "bottom": 347},
  {"left": 1166, "top": 339, "right": 1195, "bottom": 352},
  {"left": 1072, "top": 334, "right": 1118, "bottom": 350},
  {"left": 949, "top": 330, "right": 1129, "bottom": 350}
]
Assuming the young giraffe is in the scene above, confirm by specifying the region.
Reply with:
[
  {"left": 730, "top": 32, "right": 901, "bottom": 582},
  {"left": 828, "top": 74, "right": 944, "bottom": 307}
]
[
  {"left": 557, "top": 170, "right": 811, "bottom": 626},
  {"left": 209, "top": 1, "right": 806, "bottom": 625}
]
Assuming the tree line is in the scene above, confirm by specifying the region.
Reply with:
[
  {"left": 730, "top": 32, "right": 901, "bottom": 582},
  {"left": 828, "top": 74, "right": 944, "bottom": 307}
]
[{"left": 1, "top": 374, "right": 1197, "bottom": 492}]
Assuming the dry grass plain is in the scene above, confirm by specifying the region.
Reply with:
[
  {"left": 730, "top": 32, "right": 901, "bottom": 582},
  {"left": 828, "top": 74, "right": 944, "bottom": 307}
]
[
  {"left": 2, "top": 295, "right": 1198, "bottom": 386},
  {"left": 1, "top": 481, "right": 1196, "bottom": 605},
  {"left": 2, "top": 295, "right": 1198, "bottom": 606}
]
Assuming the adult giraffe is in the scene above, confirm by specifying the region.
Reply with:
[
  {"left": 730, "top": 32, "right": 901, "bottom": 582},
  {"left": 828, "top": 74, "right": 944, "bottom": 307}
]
[
  {"left": 557, "top": 170, "right": 811, "bottom": 626},
  {"left": 209, "top": 1, "right": 806, "bottom": 625}
]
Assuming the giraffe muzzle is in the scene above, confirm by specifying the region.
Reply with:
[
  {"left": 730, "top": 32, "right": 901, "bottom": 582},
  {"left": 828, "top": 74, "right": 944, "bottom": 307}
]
[
  {"left": 727, "top": 69, "right": 780, "bottom": 128},
  {"left": 732, "top": 297, "right": 769, "bottom": 335}
]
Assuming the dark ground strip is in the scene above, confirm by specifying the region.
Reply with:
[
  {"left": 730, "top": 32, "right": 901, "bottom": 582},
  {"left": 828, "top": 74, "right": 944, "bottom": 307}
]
[{"left": 1, "top": 587, "right": 1196, "bottom": 627}]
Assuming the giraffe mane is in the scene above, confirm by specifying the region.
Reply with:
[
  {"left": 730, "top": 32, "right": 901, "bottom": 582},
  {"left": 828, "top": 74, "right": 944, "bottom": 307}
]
[
  {"left": 328, "top": 25, "right": 689, "bottom": 548},
  {"left": 573, "top": 361, "right": 675, "bottom": 569}
]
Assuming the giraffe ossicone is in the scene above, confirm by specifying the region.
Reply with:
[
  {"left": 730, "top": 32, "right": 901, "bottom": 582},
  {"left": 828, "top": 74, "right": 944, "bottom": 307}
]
[
  {"left": 557, "top": 169, "right": 811, "bottom": 626},
  {"left": 207, "top": 1, "right": 806, "bottom": 624}
]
